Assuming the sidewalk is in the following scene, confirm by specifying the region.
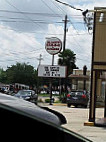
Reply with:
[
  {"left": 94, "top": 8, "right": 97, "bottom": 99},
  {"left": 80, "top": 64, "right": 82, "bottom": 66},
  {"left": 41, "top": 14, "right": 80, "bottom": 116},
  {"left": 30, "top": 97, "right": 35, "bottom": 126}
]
[{"left": 46, "top": 104, "right": 106, "bottom": 142}]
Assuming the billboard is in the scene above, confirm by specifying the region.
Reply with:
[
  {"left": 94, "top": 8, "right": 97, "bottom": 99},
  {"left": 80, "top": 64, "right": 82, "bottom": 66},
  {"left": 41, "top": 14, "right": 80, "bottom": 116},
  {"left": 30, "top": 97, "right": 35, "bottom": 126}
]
[{"left": 38, "top": 65, "right": 67, "bottom": 78}]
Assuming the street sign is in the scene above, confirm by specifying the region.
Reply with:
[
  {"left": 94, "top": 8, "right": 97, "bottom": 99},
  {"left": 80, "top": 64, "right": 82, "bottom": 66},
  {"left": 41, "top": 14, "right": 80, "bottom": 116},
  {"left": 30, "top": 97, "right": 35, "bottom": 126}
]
[
  {"left": 38, "top": 65, "right": 67, "bottom": 78},
  {"left": 45, "top": 37, "right": 62, "bottom": 55}
]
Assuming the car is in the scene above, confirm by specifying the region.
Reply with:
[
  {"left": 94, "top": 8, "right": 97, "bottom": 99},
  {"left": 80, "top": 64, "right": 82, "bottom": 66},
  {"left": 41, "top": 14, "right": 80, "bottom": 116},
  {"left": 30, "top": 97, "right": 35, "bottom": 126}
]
[
  {"left": 66, "top": 90, "right": 89, "bottom": 108},
  {"left": 14, "top": 89, "right": 38, "bottom": 104},
  {"left": 52, "top": 91, "right": 59, "bottom": 95},
  {"left": 40, "top": 90, "right": 47, "bottom": 94},
  {"left": 0, "top": 93, "right": 92, "bottom": 142}
]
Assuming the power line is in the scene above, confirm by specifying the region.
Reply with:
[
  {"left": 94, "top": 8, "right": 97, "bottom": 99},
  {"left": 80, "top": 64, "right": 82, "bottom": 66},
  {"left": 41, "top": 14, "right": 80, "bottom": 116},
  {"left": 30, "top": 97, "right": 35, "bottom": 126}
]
[
  {"left": 0, "top": 15, "right": 87, "bottom": 25},
  {"left": 1, "top": 10, "right": 105, "bottom": 20},
  {"left": 4, "top": 0, "right": 45, "bottom": 31},
  {"left": 0, "top": 10, "right": 64, "bottom": 18},
  {"left": 52, "top": 0, "right": 91, "bottom": 53},
  {"left": 0, "top": 22, "right": 88, "bottom": 37},
  {"left": 0, "top": 20, "right": 86, "bottom": 25},
  {"left": 0, "top": 10, "right": 84, "bottom": 18},
  {"left": 0, "top": 9, "right": 61, "bottom": 17},
  {"left": 40, "top": 0, "right": 61, "bottom": 17},
  {"left": 1, "top": 1, "right": 91, "bottom": 64},
  {"left": 50, "top": 0, "right": 66, "bottom": 15},
  {"left": 54, "top": 0, "right": 83, "bottom": 12}
]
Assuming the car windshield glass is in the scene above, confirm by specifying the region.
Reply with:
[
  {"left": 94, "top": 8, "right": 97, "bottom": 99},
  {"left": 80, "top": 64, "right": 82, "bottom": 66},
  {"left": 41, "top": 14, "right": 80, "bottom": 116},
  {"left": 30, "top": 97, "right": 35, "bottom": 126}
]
[
  {"left": 71, "top": 92, "right": 83, "bottom": 95},
  {"left": 17, "top": 91, "right": 31, "bottom": 96}
]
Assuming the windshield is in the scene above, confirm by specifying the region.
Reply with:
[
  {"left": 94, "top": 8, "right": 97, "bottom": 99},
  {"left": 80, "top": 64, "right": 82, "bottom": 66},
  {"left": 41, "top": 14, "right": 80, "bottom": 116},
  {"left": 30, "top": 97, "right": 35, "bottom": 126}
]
[
  {"left": 17, "top": 90, "right": 31, "bottom": 96},
  {"left": 71, "top": 92, "right": 83, "bottom": 95}
]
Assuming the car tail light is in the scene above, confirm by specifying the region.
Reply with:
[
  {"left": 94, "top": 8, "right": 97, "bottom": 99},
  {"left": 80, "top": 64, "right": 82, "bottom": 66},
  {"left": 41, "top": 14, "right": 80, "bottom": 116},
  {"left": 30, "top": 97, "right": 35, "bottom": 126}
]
[
  {"left": 67, "top": 94, "right": 71, "bottom": 97},
  {"left": 82, "top": 94, "right": 86, "bottom": 99}
]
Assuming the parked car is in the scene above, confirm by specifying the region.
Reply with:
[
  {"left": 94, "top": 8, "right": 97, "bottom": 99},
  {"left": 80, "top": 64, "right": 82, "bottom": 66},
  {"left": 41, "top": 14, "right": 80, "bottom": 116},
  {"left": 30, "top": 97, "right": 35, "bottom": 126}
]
[
  {"left": 0, "top": 93, "right": 92, "bottom": 142},
  {"left": 14, "top": 89, "right": 38, "bottom": 104},
  {"left": 67, "top": 90, "right": 89, "bottom": 108}
]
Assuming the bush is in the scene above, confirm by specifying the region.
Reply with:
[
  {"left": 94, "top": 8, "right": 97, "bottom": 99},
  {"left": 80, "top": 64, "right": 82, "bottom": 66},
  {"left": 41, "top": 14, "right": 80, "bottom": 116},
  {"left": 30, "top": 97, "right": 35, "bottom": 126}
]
[
  {"left": 59, "top": 93, "right": 67, "bottom": 103},
  {"left": 45, "top": 98, "right": 55, "bottom": 103},
  {"left": 45, "top": 99, "right": 50, "bottom": 103}
]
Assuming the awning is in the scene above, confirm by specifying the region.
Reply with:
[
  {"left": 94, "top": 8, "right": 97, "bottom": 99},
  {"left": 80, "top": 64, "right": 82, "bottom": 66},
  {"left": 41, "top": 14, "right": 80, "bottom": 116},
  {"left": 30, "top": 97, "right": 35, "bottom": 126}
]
[{"left": 68, "top": 74, "right": 90, "bottom": 80}]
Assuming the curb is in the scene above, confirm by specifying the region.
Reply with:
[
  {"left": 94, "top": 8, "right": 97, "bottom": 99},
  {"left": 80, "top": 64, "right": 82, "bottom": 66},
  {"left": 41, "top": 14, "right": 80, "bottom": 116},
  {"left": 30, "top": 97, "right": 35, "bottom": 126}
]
[
  {"left": 53, "top": 103, "right": 67, "bottom": 106},
  {"left": 84, "top": 121, "right": 94, "bottom": 126}
]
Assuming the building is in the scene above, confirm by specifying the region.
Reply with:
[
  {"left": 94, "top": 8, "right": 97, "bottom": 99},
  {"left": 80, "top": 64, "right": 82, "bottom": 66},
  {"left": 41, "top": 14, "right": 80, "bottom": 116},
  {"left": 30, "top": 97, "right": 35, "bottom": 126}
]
[{"left": 68, "top": 68, "right": 90, "bottom": 91}]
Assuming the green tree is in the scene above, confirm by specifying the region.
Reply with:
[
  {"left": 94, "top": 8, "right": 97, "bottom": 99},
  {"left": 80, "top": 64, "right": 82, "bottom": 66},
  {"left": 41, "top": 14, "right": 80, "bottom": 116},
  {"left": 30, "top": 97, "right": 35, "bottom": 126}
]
[
  {"left": 0, "top": 68, "right": 7, "bottom": 83},
  {"left": 58, "top": 49, "right": 78, "bottom": 76},
  {"left": 6, "top": 62, "right": 37, "bottom": 86}
]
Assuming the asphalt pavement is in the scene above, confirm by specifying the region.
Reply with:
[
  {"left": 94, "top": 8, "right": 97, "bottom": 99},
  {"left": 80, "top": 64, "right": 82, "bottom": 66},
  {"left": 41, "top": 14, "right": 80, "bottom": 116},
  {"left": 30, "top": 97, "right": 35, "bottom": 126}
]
[{"left": 39, "top": 103, "right": 106, "bottom": 142}]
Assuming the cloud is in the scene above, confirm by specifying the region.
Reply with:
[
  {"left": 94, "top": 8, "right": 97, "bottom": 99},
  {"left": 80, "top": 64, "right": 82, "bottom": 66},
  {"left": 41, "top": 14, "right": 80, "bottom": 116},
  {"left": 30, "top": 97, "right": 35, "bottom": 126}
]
[
  {"left": 0, "top": 24, "right": 45, "bottom": 69},
  {"left": 46, "top": 23, "right": 92, "bottom": 69},
  {"left": 0, "top": 0, "right": 64, "bottom": 32},
  {"left": 65, "top": 25, "right": 92, "bottom": 69},
  {"left": 0, "top": 0, "right": 106, "bottom": 70}
]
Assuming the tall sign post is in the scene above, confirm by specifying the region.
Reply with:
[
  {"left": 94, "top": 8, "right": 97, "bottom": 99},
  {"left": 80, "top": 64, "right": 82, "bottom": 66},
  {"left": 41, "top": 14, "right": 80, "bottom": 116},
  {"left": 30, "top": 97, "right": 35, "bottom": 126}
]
[{"left": 45, "top": 37, "right": 62, "bottom": 104}]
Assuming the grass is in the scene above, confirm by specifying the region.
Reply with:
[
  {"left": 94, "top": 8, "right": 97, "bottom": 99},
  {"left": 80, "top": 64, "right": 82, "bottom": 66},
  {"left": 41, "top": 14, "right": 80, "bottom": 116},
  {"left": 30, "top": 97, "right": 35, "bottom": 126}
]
[
  {"left": 38, "top": 93, "right": 59, "bottom": 97},
  {"left": 38, "top": 93, "right": 66, "bottom": 103}
]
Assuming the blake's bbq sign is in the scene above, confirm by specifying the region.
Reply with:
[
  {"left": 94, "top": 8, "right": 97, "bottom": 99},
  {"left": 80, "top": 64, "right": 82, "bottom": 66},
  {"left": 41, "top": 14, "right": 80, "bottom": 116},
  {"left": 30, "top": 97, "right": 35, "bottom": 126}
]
[{"left": 45, "top": 37, "right": 62, "bottom": 55}]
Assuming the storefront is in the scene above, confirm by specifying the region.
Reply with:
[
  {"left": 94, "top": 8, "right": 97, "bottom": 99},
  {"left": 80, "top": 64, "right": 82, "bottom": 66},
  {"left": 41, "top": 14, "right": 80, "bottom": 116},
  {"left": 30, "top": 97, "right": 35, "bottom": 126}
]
[{"left": 89, "top": 7, "right": 106, "bottom": 126}]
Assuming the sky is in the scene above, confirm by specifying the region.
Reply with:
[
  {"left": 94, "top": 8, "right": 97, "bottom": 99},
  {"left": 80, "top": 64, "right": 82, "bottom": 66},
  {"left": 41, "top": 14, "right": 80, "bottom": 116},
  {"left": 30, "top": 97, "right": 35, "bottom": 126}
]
[{"left": 0, "top": 0, "right": 106, "bottom": 70}]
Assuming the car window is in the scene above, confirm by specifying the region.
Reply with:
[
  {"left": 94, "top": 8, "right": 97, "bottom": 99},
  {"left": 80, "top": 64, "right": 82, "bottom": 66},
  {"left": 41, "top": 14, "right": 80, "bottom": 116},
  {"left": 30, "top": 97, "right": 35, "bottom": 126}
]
[
  {"left": 18, "top": 90, "right": 31, "bottom": 96},
  {"left": 71, "top": 92, "right": 83, "bottom": 95},
  {"left": 76, "top": 92, "right": 83, "bottom": 95}
]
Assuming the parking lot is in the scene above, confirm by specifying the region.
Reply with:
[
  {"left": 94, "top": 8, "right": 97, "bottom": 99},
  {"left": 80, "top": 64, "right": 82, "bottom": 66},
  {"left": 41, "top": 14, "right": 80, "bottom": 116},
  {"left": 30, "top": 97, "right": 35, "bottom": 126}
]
[{"left": 39, "top": 103, "right": 106, "bottom": 142}]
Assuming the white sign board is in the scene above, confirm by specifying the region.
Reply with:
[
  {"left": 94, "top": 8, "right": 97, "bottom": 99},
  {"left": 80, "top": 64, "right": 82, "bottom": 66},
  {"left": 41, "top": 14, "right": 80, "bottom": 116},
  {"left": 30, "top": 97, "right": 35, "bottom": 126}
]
[
  {"left": 45, "top": 37, "right": 62, "bottom": 55},
  {"left": 38, "top": 65, "right": 67, "bottom": 78}
]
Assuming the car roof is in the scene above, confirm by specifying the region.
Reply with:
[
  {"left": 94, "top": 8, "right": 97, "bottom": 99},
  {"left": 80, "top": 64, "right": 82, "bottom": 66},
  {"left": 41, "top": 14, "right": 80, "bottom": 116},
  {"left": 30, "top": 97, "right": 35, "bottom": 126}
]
[
  {"left": 0, "top": 93, "right": 60, "bottom": 125},
  {"left": 71, "top": 90, "right": 85, "bottom": 92},
  {"left": 0, "top": 93, "right": 92, "bottom": 142}
]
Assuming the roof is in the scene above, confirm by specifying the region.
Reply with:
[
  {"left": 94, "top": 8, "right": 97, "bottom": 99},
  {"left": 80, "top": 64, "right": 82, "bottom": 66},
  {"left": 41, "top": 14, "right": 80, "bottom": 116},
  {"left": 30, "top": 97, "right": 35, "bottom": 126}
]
[{"left": 68, "top": 74, "right": 90, "bottom": 80}]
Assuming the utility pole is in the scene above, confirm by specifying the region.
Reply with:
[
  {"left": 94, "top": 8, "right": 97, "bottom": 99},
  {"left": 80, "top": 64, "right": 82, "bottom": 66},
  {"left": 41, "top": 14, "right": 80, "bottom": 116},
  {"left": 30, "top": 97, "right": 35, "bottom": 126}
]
[
  {"left": 63, "top": 15, "right": 68, "bottom": 51},
  {"left": 37, "top": 54, "right": 43, "bottom": 65},
  {"left": 62, "top": 15, "right": 69, "bottom": 95}
]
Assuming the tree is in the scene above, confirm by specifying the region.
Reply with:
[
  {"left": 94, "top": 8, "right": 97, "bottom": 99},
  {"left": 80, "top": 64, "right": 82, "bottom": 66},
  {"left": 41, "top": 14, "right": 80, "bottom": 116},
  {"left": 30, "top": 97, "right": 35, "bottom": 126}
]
[
  {"left": 6, "top": 62, "right": 37, "bottom": 86},
  {"left": 58, "top": 49, "right": 78, "bottom": 76},
  {"left": 0, "top": 68, "right": 7, "bottom": 83},
  {"left": 58, "top": 49, "right": 78, "bottom": 94}
]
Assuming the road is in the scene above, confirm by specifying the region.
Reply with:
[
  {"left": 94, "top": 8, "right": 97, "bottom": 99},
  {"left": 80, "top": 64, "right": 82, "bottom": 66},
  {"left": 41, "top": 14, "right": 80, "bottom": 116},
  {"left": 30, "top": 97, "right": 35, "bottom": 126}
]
[{"left": 39, "top": 103, "right": 106, "bottom": 142}]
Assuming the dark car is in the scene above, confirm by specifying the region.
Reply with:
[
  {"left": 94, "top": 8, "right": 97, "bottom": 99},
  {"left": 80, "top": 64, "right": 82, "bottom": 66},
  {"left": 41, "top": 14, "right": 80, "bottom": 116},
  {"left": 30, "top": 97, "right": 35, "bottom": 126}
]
[
  {"left": 67, "top": 90, "right": 89, "bottom": 108},
  {"left": 0, "top": 93, "right": 92, "bottom": 142},
  {"left": 14, "top": 89, "right": 38, "bottom": 104}
]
